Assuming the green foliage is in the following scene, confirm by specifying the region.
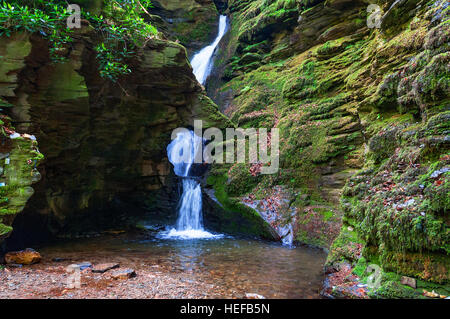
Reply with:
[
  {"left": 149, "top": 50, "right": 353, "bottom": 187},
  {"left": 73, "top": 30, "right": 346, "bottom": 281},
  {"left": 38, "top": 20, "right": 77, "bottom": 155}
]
[
  {"left": 91, "top": 0, "right": 157, "bottom": 81},
  {"left": 0, "top": 0, "right": 158, "bottom": 81},
  {"left": 0, "top": 1, "right": 74, "bottom": 62},
  {"left": 94, "top": 42, "right": 132, "bottom": 81}
]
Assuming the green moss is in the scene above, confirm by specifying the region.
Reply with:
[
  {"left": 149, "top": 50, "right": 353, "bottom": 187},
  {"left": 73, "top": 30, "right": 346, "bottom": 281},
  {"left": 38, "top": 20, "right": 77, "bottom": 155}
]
[
  {"left": 0, "top": 222, "right": 12, "bottom": 238},
  {"left": 381, "top": 250, "right": 450, "bottom": 284},
  {"left": 196, "top": 95, "right": 234, "bottom": 129},
  {"left": 352, "top": 256, "right": 368, "bottom": 277},
  {"left": 225, "top": 164, "right": 261, "bottom": 196},
  {"left": 295, "top": 204, "right": 342, "bottom": 249},
  {"left": 326, "top": 220, "right": 364, "bottom": 267},
  {"left": 216, "top": 0, "right": 449, "bottom": 297},
  {"left": 206, "top": 172, "right": 276, "bottom": 239},
  {"left": 172, "top": 6, "right": 218, "bottom": 46},
  {"left": 372, "top": 280, "right": 423, "bottom": 299},
  {"left": 0, "top": 137, "right": 42, "bottom": 244}
]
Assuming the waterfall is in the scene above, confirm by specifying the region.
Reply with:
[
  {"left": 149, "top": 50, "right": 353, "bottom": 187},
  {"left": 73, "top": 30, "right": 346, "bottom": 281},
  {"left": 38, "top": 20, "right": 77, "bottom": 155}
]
[
  {"left": 160, "top": 15, "right": 228, "bottom": 240},
  {"left": 163, "top": 130, "right": 221, "bottom": 239},
  {"left": 191, "top": 15, "right": 228, "bottom": 85},
  {"left": 176, "top": 179, "right": 203, "bottom": 230},
  {"left": 166, "top": 130, "right": 203, "bottom": 178}
]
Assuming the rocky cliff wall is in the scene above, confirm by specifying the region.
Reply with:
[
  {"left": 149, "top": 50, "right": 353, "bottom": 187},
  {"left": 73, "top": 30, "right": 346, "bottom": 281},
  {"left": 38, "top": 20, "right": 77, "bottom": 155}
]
[
  {"left": 205, "top": 0, "right": 449, "bottom": 297},
  {"left": 148, "top": 0, "right": 220, "bottom": 56}
]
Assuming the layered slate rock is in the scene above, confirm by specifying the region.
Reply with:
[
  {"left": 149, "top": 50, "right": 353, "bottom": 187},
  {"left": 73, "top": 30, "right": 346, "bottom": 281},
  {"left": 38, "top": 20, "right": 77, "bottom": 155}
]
[
  {"left": 204, "top": 0, "right": 449, "bottom": 297},
  {"left": 111, "top": 268, "right": 137, "bottom": 280},
  {"left": 92, "top": 263, "right": 120, "bottom": 274}
]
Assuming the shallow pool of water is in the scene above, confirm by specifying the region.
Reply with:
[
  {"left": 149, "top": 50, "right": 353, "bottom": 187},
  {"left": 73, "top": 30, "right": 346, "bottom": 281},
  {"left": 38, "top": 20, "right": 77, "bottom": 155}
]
[{"left": 39, "top": 234, "right": 327, "bottom": 299}]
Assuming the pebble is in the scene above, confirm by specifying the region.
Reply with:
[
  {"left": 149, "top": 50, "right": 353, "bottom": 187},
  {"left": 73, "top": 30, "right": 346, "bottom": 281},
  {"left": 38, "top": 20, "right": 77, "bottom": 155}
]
[
  {"left": 111, "top": 269, "right": 136, "bottom": 280},
  {"left": 357, "top": 284, "right": 368, "bottom": 288},
  {"left": 245, "top": 293, "right": 266, "bottom": 299},
  {"left": 76, "top": 262, "right": 92, "bottom": 270},
  {"left": 5, "top": 248, "right": 41, "bottom": 265},
  {"left": 430, "top": 167, "right": 449, "bottom": 179}
]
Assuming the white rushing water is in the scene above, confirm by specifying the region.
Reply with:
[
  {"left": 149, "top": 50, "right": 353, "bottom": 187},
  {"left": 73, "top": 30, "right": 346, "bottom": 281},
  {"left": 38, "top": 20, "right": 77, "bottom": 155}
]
[
  {"left": 163, "top": 130, "right": 222, "bottom": 239},
  {"left": 160, "top": 15, "right": 228, "bottom": 240},
  {"left": 191, "top": 15, "right": 228, "bottom": 85},
  {"left": 166, "top": 130, "right": 203, "bottom": 177}
]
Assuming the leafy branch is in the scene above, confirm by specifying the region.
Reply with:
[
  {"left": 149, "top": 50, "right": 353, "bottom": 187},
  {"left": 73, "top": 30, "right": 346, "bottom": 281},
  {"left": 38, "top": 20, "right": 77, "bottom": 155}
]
[{"left": 0, "top": 0, "right": 158, "bottom": 81}]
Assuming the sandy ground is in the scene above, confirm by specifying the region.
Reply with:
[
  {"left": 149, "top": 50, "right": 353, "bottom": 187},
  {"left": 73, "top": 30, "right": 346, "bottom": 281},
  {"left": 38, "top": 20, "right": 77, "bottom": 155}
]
[{"left": 0, "top": 259, "right": 222, "bottom": 299}]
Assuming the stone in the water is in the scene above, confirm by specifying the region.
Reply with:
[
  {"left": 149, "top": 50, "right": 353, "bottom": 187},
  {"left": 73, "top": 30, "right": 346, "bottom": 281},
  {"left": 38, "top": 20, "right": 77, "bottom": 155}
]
[
  {"left": 245, "top": 293, "right": 266, "bottom": 299},
  {"left": 4, "top": 248, "right": 41, "bottom": 265},
  {"left": 92, "top": 263, "right": 120, "bottom": 273},
  {"left": 76, "top": 262, "right": 92, "bottom": 270},
  {"left": 111, "top": 269, "right": 136, "bottom": 280},
  {"left": 400, "top": 276, "right": 417, "bottom": 289}
]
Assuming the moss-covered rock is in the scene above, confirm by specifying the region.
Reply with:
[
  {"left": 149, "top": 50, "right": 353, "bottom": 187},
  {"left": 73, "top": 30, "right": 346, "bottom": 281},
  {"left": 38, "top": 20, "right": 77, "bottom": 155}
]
[
  {"left": 205, "top": 170, "right": 279, "bottom": 239},
  {"left": 148, "top": 0, "right": 219, "bottom": 55},
  {"left": 203, "top": 0, "right": 449, "bottom": 297},
  {"left": 0, "top": 137, "right": 43, "bottom": 243}
]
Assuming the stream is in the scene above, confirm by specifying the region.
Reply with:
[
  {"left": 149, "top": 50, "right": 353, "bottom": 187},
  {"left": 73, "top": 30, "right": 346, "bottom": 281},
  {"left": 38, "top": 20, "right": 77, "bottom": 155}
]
[{"left": 38, "top": 234, "right": 327, "bottom": 299}]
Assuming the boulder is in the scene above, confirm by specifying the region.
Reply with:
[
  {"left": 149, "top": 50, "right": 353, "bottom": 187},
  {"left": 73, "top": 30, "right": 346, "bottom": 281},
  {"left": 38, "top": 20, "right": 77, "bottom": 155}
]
[
  {"left": 76, "top": 262, "right": 92, "bottom": 270},
  {"left": 400, "top": 276, "right": 417, "bottom": 289},
  {"left": 4, "top": 248, "right": 41, "bottom": 265}
]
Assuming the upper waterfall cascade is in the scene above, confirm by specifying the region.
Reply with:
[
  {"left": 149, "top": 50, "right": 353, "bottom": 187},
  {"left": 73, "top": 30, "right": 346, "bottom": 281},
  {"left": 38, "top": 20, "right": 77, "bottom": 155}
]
[{"left": 190, "top": 15, "right": 228, "bottom": 85}]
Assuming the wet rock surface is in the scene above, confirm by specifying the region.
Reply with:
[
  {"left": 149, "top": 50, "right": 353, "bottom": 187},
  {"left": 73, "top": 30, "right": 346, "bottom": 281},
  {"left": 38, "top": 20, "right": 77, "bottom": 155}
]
[
  {"left": 92, "top": 263, "right": 120, "bottom": 274},
  {"left": 149, "top": 0, "right": 220, "bottom": 55}
]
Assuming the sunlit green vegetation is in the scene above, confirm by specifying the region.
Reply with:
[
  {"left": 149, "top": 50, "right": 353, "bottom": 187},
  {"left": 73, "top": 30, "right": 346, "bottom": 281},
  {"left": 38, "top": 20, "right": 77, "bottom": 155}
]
[{"left": 0, "top": 0, "right": 158, "bottom": 81}]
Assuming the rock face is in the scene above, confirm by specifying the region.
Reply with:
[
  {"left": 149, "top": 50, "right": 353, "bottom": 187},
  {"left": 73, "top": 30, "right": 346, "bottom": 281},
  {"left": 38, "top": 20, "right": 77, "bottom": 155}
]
[
  {"left": 0, "top": 33, "right": 44, "bottom": 244},
  {"left": 1, "top": 0, "right": 448, "bottom": 299},
  {"left": 206, "top": 0, "right": 449, "bottom": 297},
  {"left": 0, "top": 2, "right": 275, "bottom": 247},
  {"left": 148, "top": 0, "right": 220, "bottom": 55},
  {"left": 4, "top": 248, "right": 41, "bottom": 265}
]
